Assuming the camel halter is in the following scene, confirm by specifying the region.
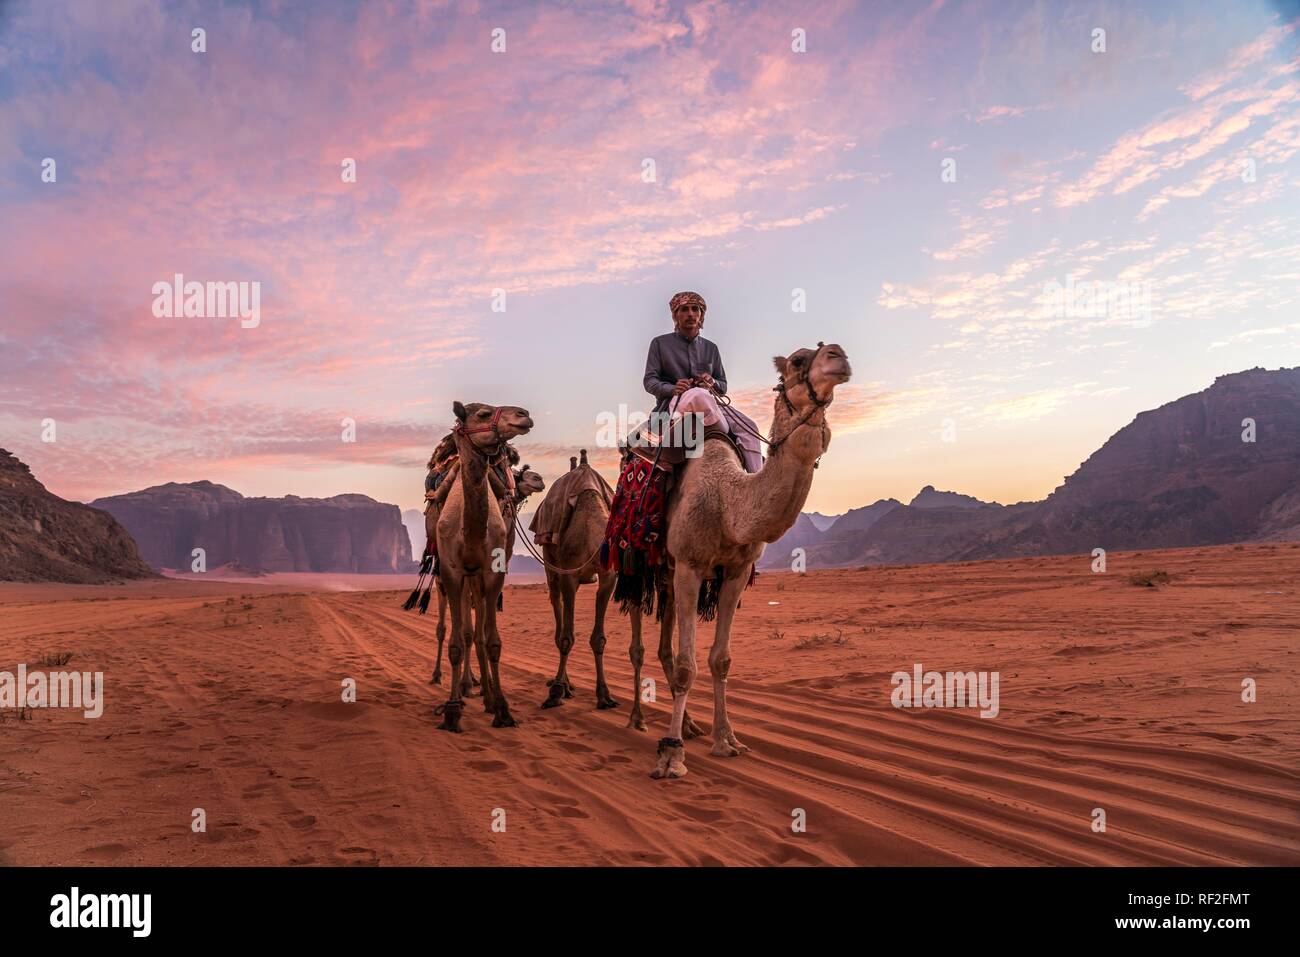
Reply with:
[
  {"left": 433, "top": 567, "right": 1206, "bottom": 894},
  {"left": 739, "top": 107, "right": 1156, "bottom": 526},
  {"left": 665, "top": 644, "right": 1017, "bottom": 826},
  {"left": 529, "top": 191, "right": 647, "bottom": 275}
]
[{"left": 453, "top": 409, "right": 516, "bottom": 487}]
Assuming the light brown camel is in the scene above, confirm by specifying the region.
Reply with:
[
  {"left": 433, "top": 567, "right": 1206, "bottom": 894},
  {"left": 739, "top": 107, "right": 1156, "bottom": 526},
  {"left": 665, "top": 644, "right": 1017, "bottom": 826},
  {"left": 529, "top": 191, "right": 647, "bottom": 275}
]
[
  {"left": 626, "top": 343, "right": 852, "bottom": 777},
  {"left": 532, "top": 449, "right": 619, "bottom": 710},
  {"left": 435, "top": 401, "right": 534, "bottom": 732},
  {"left": 428, "top": 459, "right": 544, "bottom": 690}
]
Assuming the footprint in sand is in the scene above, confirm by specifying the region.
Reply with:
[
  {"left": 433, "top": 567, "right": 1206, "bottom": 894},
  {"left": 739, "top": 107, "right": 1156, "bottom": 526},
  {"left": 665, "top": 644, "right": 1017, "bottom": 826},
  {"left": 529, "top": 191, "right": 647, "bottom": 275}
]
[
  {"left": 554, "top": 739, "right": 596, "bottom": 755},
  {"left": 671, "top": 803, "right": 725, "bottom": 823},
  {"left": 467, "top": 759, "right": 508, "bottom": 772},
  {"left": 336, "top": 846, "right": 380, "bottom": 865},
  {"left": 81, "top": 843, "right": 130, "bottom": 861}
]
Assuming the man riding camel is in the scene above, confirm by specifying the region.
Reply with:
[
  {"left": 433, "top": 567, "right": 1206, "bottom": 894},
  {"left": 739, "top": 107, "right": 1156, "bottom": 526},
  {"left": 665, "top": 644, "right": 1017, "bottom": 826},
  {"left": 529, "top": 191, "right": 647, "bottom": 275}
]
[{"left": 642, "top": 290, "right": 763, "bottom": 472}]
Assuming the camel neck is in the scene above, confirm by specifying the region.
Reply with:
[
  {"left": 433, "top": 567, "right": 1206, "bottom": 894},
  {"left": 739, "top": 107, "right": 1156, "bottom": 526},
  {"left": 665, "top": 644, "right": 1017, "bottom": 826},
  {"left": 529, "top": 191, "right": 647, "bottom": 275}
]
[
  {"left": 728, "top": 399, "right": 824, "bottom": 545},
  {"left": 453, "top": 430, "right": 491, "bottom": 557}
]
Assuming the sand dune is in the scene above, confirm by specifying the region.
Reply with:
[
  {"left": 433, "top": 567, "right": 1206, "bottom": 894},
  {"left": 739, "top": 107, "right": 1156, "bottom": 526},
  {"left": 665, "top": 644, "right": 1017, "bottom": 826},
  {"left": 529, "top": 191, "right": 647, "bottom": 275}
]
[{"left": 1, "top": 543, "right": 1297, "bottom": 866}]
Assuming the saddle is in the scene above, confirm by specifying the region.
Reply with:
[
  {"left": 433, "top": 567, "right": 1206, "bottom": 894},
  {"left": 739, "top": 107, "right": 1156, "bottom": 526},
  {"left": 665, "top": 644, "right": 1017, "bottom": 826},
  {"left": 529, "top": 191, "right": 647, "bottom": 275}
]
[{"left": 623, "top": 412, "right": 749, "bottom": 472}]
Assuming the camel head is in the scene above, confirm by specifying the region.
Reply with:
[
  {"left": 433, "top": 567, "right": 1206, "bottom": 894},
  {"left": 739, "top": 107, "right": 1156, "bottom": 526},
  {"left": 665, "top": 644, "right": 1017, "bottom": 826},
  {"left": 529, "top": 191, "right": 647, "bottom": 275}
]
[
  {"left": 772, "top": 342, "right": 852, "bottom": 414},
  {"left": 452, "top": 401, "right": 534, "bottom": 450},
  {"left": 514, "top": 466, "right": 545, "bottom": 499}
]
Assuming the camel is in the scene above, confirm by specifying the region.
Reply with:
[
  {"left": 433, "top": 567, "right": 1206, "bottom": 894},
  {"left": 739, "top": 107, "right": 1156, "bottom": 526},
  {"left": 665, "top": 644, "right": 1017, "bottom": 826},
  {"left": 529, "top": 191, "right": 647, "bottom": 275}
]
[
  {"left": 626, "top": 343, "right": 852, "bottom": 777},
  {"left": 435, "top": 401, "right": 534, "bottom": 733},
  {"left": 532, "top": 450, "right": 619, "bottom": 710},
  {"left": 428, "top": 458, "right": 544, "bottom": 690}
]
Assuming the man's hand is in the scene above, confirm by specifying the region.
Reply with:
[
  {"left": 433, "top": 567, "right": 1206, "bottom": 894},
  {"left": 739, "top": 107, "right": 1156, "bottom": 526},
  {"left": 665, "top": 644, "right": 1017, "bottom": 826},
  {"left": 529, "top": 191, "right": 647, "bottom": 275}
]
[
  {"left": 694, "top": 373, "right": 716, "bottom": 391},
  {"left": 672, "top": 378, "right": 694, "bottom": 396}
]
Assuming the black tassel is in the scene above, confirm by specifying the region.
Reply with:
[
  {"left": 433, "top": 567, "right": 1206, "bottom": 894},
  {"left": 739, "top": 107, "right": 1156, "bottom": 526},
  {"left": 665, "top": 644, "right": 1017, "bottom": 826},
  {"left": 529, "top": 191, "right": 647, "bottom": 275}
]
[
  {"left": 418, "top": 586, "right": 432, "bottom": 614},
  {"left": 402, "top": 585, "right": 421, "bottom": 610},
  {"left": 419, "top": 553, "right": 433, "bottom": 575}
]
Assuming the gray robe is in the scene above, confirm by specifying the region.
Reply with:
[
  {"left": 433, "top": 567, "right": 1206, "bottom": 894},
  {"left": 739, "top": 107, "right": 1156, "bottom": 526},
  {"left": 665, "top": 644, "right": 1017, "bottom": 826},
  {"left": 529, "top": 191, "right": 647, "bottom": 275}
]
[{"left": 642, "top": 330, "right": 763, "bottom": 472}]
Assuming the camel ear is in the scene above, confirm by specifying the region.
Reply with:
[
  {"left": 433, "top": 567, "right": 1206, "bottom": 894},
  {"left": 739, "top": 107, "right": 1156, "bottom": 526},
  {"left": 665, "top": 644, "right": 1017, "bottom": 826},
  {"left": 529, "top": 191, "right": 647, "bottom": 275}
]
[
  {"left": 773, "top": 356, "right": 789, "bottom": 376},
  {"left": 452, "top": 401, "right": 467, "bottom": 422}
]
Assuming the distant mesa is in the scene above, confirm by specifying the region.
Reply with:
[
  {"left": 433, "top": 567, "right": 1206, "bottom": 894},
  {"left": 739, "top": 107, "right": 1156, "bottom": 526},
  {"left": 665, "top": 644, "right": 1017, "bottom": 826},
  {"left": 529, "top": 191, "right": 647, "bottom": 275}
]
[
  {"left": 0, "top": 448, "right": 155, "bottom": 583},
  {"left": 763, "top": 366, "right": 1300, "bottom": 569},
  {"left": 91, "top": 481, "right": 416, "bottom": 575}
]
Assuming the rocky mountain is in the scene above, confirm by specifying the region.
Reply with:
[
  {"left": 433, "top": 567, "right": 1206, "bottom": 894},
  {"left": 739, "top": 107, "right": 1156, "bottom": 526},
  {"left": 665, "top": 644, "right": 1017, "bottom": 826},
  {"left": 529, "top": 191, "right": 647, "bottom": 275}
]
[
  {"left": 908, "top": 485, "right": 997, "bottom": 509},
  {"left": 805, "top": 511, "right": 841, "bottom": 531},
  {"left": 0, "top": 448, "right": 155, "bottom": 583},
  {"left": 92, "top": 481, "right": 416, "bottom": 574},
  {"left": 760, "top": 367, "right": 1300, "bottom": 568}
]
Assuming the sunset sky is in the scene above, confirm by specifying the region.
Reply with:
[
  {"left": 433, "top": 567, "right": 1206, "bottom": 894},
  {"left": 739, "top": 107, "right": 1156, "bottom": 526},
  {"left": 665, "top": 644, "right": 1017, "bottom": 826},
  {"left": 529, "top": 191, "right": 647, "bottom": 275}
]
[{"left": 2, "top": 0, "right": 1298, "bottom": 519}]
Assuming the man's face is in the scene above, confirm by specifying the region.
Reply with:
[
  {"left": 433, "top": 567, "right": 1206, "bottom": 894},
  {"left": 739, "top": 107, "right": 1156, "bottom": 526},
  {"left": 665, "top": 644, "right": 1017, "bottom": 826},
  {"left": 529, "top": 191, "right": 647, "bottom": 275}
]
[{"left": 673, "top": 303, "right": 703, "bottom": 339}]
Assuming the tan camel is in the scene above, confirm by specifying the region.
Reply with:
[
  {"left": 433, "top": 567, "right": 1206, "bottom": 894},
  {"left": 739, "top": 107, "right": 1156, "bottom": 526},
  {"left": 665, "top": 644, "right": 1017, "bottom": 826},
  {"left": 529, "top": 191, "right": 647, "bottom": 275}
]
[
  {"left": 435, "top": 401, "right": 534, "bottom": 732},
  {"left": 429, "top": 460, "right": 544, "bottom": 690},
  {"left": 533, "top": 450, "right": 619, "bottom": 710},
  {"left": 626, "top": 343, "right": 852, "bottom": 777}
]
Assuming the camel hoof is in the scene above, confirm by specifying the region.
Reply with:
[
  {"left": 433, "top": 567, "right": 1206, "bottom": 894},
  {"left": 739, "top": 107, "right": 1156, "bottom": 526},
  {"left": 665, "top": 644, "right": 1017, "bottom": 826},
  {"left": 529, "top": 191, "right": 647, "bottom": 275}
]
[
  {"left": 542, "top": 683, "right": 566, "bottom": 709},
  {"left": 682, "top": 715, "right": 706, "bottom": 739},
  {"left": 650, "top": 748, "right": 687, "bottom": 779},
  {"left": 596, "top": 694, "right": 620, "bottom": 710},
  {"left": 492, "top": 706, "right": 518, "bottom": 728},
  {"left": 435, "top": 703, "right": 463, "bottom": 733},
  {"left": 710, "top": 741, "right": 741, "bottom": 757},
  {"left": 628, "top": 714, "right": 647, "bottom": 732},
  {"left": 430, "top": 672, "right": 442, "bottom": 685}
]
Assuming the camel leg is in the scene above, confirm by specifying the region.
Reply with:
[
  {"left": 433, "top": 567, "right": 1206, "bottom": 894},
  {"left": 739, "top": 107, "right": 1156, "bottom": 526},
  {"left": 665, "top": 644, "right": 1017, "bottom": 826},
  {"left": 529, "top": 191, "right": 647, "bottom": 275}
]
[
  {"left": 430, "top": 587, "right": 447, "bottom": 685},
  {"left": 708, "top": 567, "right": 751, "bottom": 757},
  {"left": 650, "top": 564, "right": 702, "bottom": 779},
  {"left": 541, "top": 572, "right": 566, "bottom": 708},
  {"left": 471, "top": 581, "right": 495, "bottom": 712},
  {"left": 627, "top": 603, "right": 647, "bottom": 731},
  {"left": 483, "top": 572, "right": 515, "bottom": 728},
  {"left": 543, "top": 576, "right": 578, "bottom": 707},
  {"left": 655, "top": 592, "right": 703, "bottom": 739},
  {"left": 437, "top": 573, "right": 467, "bottom": 733},
  {"left": 591, "top": 570, "right": 618, "bottom": 710}
]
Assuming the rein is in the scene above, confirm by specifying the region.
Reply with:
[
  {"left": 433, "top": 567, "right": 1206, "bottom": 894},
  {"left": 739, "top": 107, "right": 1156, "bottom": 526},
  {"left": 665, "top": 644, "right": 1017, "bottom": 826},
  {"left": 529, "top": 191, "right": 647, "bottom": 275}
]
[
  {"left": 511, "top": 508, "right": 604, "bottom": 575},
  {"left": 710, "top": 342, "right": 832, "bottom": 459}
]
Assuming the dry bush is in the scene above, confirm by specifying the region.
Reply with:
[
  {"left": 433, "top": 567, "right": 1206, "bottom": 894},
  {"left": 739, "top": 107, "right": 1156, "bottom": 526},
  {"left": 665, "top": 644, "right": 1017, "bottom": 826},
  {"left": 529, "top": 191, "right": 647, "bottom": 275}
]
[{"left": 1128, "top": 570, "right": 1171, "bottom": 587}]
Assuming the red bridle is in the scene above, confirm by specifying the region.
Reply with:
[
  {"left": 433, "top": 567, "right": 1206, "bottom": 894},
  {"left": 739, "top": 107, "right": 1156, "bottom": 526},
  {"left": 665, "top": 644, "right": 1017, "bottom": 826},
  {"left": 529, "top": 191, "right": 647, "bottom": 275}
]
[{"left": 455, "top": 406, "right": 507, "bottom": 438}]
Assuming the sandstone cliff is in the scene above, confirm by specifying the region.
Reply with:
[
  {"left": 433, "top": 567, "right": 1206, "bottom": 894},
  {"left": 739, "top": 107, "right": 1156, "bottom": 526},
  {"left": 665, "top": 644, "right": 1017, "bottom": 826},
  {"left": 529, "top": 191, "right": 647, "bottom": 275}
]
[
  {"left": 92, "top": 482, "right": 415, "bottom": 573},
  {"left": 0, "top": 449, "right": 155, "bottom": 583}
]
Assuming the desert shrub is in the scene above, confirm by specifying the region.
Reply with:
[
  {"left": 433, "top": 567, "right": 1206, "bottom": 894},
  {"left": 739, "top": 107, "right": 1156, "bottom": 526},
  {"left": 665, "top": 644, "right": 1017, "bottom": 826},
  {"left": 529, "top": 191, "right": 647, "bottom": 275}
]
[{"left": 1129, "top": 570, "right": 1171, "bottom": 587}]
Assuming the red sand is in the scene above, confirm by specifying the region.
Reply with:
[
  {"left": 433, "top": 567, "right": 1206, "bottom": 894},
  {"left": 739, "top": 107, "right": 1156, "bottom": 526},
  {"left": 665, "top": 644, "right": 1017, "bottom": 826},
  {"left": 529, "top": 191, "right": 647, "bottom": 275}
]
[{"left": 1, "top": 542, "right": 1297, "bottom": 865}]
